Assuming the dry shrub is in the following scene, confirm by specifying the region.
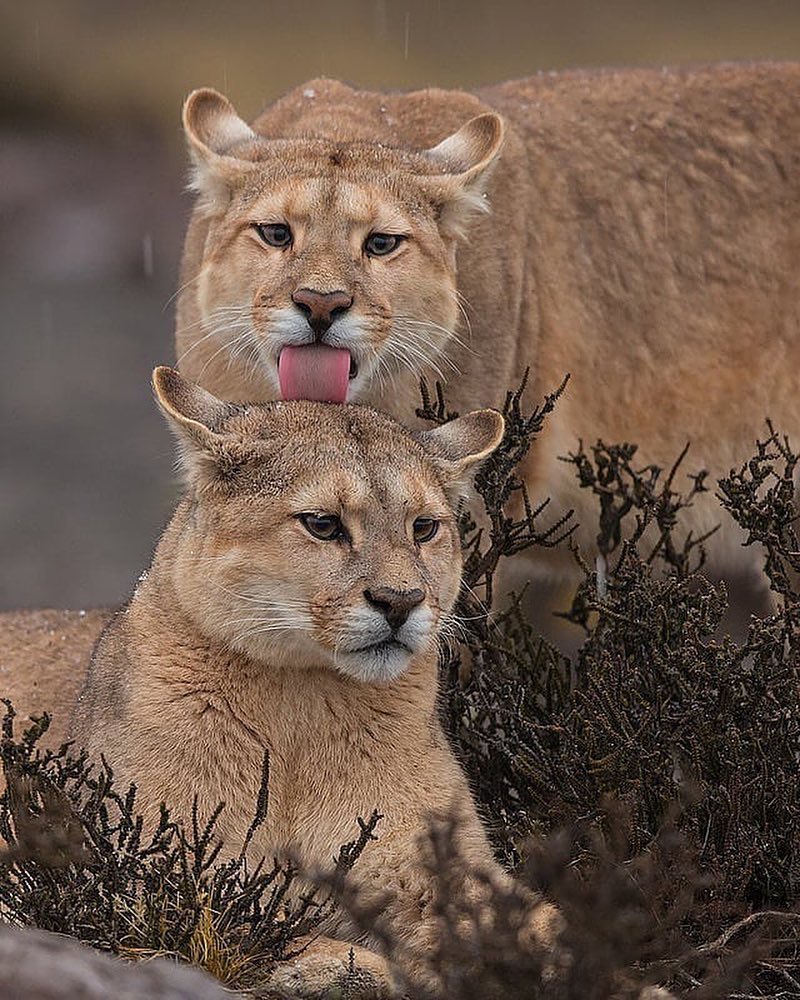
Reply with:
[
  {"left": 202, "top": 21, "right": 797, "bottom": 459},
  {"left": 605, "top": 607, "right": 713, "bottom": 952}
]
[
  {"left": 0, "top": 715, "right": 379, "bottom": 991},
  {"left": 423, "top": 379, "right": 800, "bottom": 998}
]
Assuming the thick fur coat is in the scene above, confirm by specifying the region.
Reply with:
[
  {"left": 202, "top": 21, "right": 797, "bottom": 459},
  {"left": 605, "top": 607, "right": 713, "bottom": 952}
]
[{"left": 176, "top": 63, "right": 800, "bottom": 582}]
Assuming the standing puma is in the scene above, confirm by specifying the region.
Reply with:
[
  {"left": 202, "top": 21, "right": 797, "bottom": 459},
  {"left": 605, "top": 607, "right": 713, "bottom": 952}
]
[
  {"left": 4, "top": 63, "right": 796, "bottom": 725},
  {"left": 69, "top": 367, "right": 556, "bottom": 995},
  {"left": 176, "top": 63, "right": 800, "bottom": 581}
]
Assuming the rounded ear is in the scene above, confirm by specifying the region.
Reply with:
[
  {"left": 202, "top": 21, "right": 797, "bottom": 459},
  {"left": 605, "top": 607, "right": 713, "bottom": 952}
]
[
  {"left": 181, "top": 88, "right": 258, "bottom": 204},
  {"left": 416, "top": 409, "right": 505, "bottom": 503},
  {"left": 183, "top": 88, "right": 256, "bottom": 156},
  {"left": 419, "top": 113, "right": 505, "bottom": 237},
  {"left": 423, "top": 113, "right": 505, "bottom": 179},
  {"left": 152, "top": 366, "right": 243, "bottom": 487}
]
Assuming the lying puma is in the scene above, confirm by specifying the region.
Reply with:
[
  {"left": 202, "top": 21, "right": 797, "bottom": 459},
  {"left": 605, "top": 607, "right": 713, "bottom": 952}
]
[
  {"left": 0, "top": 608, "right": 110, "bottom": 748},
  {"left": 68, "top": 367, "right": 557, "bottom": 995},
  {"left": 176, "top": 63, "right": 800, "bottom": 582}
]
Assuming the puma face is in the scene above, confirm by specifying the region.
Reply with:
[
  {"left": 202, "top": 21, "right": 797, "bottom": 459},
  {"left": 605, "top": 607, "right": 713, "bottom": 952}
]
[
  {"left": 178, "top": 89, "right": 503, "bottom": 406},
  {"left": 153, "top": 367, "right": 504, "bottom": 682}
]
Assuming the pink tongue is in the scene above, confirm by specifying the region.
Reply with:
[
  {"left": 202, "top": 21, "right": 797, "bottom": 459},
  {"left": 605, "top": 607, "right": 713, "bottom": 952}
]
[{"left": 278, "top": 345, "right": 351, "bottom": 403}]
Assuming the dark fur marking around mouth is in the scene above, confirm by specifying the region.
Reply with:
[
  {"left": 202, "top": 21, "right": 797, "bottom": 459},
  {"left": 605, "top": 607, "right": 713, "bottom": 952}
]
[{"left": 349, "top": 638, "right": 412, "bottom": 655}]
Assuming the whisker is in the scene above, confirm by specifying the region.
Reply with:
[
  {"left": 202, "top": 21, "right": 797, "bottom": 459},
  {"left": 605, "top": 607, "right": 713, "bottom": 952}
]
[
  {"left": 209, "top": 581, "right": 307, "bottom": 606},
  {"left": 388, "top": 332, "right": 452, "bottom": 382},
  {"left": 175, "top": 324, "right": 242, "bottom": 369},
  {"left": 231, "top": 622, "right": 309, "bottom": 646},
  {"left": 393, "top": 314, "right": 474, "bottom": 356},
  {"left": 454, "top": 289, "right": 475, "bottom": 343},
  {"left": 195, "top": 330, "right": 256, "bottom": 381},
  {"left": 163, "top": 272, "right": 202, "bottom": 311},
  {"left": 179, "top": 304, "right": 254, "bottom": 334},
  {"left": 383, "top": 342, "right": 424, "bottom": 383},
  {"left": 225, "top": 619, "right": 308, "bottom": 632},
  {"left": 175, "top": 303, "right": 259, "bottom": 369},
  {"left": 393, "top": 317, "right": 473, "bottom": 361},
  {"left": 175, "top": 312, "right": 255, "bottom": 369},
  {"left": 244, "top": 341, "right": 271, "bottom": 385}
]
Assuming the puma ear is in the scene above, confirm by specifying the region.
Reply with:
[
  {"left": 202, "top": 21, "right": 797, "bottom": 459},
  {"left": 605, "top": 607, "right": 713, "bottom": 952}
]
[
  {"left": 182, "top": 88, "right": 258, "bottom": 205},
  {"left": 152, "top": 366, "right": 244, "bottom": 487},
  {"left": 424, "top": 113, "right": 505, "bottom": 177},
  {"left": 416, "top": 409, "right": 505, "bottom": 503},
  {"left": 420, "top": 113, "right": 505, "bottom": 237}
]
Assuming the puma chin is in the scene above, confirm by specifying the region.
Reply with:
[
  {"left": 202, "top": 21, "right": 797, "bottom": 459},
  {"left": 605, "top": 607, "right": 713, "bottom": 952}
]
[{"left": 332, "top": 605, "right": 435, "bottom": 683}]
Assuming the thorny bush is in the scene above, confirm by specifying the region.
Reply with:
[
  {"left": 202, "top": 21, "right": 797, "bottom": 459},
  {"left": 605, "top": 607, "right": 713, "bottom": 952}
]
[
  {"left": 416, "top": 378, "right": 800, "bottom": 998},
  {"left": 0, "top": 712, "right": 380, "bottom": 990}
]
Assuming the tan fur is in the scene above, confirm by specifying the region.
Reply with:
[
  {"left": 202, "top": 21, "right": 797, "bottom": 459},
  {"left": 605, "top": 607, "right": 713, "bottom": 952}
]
[
  {"left": 68, "top": 369, "right": 555, "bottom": 993},
  {"left": 0, "top": 609, "right": 109, "bottom": 748},
  {"left": 176, "top": 64, "right": 800, "bottom": 585}
]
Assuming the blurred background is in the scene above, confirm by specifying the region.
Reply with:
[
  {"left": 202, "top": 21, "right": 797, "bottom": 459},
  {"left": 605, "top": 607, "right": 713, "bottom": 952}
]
[{"left": 2, "top": 0, "right": 800, "bottom": 611}]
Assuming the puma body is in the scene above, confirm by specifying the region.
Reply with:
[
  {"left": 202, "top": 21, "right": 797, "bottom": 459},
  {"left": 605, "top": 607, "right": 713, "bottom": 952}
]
[
  {"left": 177, "top": 63, "right": 800, "bottom": 580},
  {"left": 69, "top": 369, "right": 547, "bottom": 991},
  {"left": 0, "top": 608, "right": 109, "bottom": 748}
]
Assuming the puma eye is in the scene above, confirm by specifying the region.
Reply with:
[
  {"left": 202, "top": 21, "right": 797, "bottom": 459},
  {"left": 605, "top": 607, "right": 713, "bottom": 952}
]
[
  {"left": 364, "top": 233, "right": 403, "bottom": 257},
  {"left": 298, "top": 512, "right": 345, "bottom": 541},
  {"left": 412, "top": 517, "right": 439, "bottom": 544},
  {"left": 253, "top": 223, "right": 293, "bottom": 248}
]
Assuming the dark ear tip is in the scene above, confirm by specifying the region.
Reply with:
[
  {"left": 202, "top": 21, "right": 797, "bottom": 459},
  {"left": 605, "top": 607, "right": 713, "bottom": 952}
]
[
  {"left": 475, "top": 407, "right": 505, "bottom": 453},
  {"left": 152, "top": 365, "right": 180, "bottom": 394},
  {"left": 472, "top": 113, "right": 505, "bottom": 154},
  {"left": 182, "top": 87, "right": 226, "bottom": 120},
  {"left": 151, "top": 366, "right": 191, "bottom": 414}
]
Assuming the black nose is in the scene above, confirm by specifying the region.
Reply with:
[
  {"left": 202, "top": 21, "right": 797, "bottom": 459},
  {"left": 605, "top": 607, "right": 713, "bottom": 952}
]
[
  {"left": 292, "top": 288, "right": 353, "bottom": 339},
  {"left": 364, "top": 587, "right": 425, "bottom": 630}
]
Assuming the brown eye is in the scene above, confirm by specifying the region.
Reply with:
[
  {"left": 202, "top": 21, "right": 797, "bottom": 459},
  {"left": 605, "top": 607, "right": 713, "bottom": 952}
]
[
  {"left": 412, "top": 517, "right": 439, "bottom": 544},
  {"left": 298, "top": 512, "right": 345, "bottom": 541},
  {"left": 364, "top": 233, "right": 403, "bottom": 257},
  {"left": 253, "top": 223, "right": 293, "bottom": 248}
]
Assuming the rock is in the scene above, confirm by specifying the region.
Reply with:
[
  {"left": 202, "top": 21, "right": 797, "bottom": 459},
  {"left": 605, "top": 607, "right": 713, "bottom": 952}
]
[{"left": 0, "top": 923, "right": 231, "bottom": 1000}]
